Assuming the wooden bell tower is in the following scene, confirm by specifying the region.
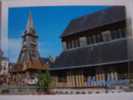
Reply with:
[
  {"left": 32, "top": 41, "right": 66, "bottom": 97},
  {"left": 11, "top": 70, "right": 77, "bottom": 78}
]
[{"left": 16, "top": 12, "right": 48, "bottom": 71}]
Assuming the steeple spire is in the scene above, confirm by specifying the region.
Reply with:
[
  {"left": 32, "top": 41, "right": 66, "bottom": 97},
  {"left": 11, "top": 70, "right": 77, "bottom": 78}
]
[
  {"left": 16, "top": 10, "right": 48, "bottom": 71},
  {"left": 25, "top": 11, "right": 36, "bottom": 35}
]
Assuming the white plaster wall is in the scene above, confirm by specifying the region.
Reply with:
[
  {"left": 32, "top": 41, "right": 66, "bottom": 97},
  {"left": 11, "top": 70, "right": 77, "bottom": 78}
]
[{"left": 0, "top": 59, "right": 9, "bottom": 75}]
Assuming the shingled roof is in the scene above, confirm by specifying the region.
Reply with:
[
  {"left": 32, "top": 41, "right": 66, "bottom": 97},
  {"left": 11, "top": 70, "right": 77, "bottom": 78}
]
[
  {"left": 51, "top": 39, "right": 128, "bottom": 70},
  {"left": 12, "top": 58, "right": 49, "bottom": 73},
  {"left": 61, "top": 6, "right": 126, "bottom": 38}
]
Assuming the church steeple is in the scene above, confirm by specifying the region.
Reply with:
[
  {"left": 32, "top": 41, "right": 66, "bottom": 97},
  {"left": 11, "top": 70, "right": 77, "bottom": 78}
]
[
  {"left": 16, "top": 11, "right": 48, "bottom": 71},
  {"left": 24, "top": 11, "right": 36, "bottom": 36}
]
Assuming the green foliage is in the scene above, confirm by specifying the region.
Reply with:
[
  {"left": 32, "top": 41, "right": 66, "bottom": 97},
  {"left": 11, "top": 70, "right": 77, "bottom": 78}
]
[{"left": 37, "top": 70, "right": 51, "bottom": 92}]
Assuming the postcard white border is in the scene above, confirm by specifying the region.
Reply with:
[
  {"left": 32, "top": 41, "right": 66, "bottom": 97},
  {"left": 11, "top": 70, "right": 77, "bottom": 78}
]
[
  {"left": 0, "top": 93, "right": 133, "bottom": 100},
  {"left": 0, "top": 0, "right": 133, "bottom": 99}
]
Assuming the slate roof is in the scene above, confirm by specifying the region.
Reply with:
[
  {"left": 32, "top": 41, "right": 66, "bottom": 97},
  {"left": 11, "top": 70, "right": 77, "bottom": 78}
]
[
  {"left": 51, "top": 39, "right": 128, "bottom": 70},
  {"left": 12, "top": 58, "right": 48, "bottom": 73},
  {"left": 41, "top": 57, "right": 52, "bottom": 64},
  {"left": 61, "top": 6, "right": 126, "bottom": 38}
]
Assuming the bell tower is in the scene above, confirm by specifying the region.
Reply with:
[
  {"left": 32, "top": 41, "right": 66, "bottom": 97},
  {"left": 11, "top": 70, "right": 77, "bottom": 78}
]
[{"left": 16, "top": 12, "right": 47, "bottom": 71}]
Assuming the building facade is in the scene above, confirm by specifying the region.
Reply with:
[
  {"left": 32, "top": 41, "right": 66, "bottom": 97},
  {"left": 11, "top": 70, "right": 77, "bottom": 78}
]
[
  {"left": 0, "top": 57, "right": 9, "bottom": 75},
  {"left": 0, "top": 49, "right": 10, "bottom": 86},
  {"left": 50, "top": 6, "right": 132, "bottom": 94},
  {"left": 0, "top": 49, "right": 8, "bottom": 76}
]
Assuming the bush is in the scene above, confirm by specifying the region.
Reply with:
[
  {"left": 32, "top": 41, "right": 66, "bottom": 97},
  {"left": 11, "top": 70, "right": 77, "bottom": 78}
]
[{"left": 37, "top": 70, "right": 51, "bottom": 93}]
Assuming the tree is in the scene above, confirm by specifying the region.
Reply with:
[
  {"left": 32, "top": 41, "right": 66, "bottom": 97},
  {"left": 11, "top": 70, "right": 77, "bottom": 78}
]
[{"left": 37, "top": 70, "right": 51, "bottom": 93}]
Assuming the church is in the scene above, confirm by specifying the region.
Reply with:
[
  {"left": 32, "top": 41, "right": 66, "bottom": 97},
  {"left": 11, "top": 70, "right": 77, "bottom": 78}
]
[{"left": 50, "top": 6, "right": 132, "bottom": 94}]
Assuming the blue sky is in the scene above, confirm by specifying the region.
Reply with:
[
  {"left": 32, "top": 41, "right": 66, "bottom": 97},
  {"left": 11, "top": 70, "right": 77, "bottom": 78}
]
[{"left": 8, "top": 6, "right": 108, "bottom": 62}]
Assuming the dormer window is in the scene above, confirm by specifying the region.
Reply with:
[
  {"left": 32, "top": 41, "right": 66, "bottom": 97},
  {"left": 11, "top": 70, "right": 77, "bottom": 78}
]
[
  {"left": 111, "top": 30, "right": 118, "bottom": 39},
  {"left": 118, "top": 28, "right": 126, "bottom": 38},
  {"left": 87, "top": 35, "right": 95, "bottom": 45},
  {"left": 102, "top": 30, "right": 111, "bottom": 41},
  {"left": 96, "top": 33, "right": 103, "bottom": 42},
  {"left": 66, "top": 38, "right": 80, "bottom": 49},
  {"left": 111, "top": 28, "right": 126, "bottom": 40},
  {"left": 92, "top": 35, "right": 96, "bottom": 43}
]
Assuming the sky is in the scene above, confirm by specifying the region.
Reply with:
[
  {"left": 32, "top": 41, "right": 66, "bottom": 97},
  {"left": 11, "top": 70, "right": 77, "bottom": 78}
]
[{"left": 8, "top": 6, "right": 108, "bottom": 62}]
